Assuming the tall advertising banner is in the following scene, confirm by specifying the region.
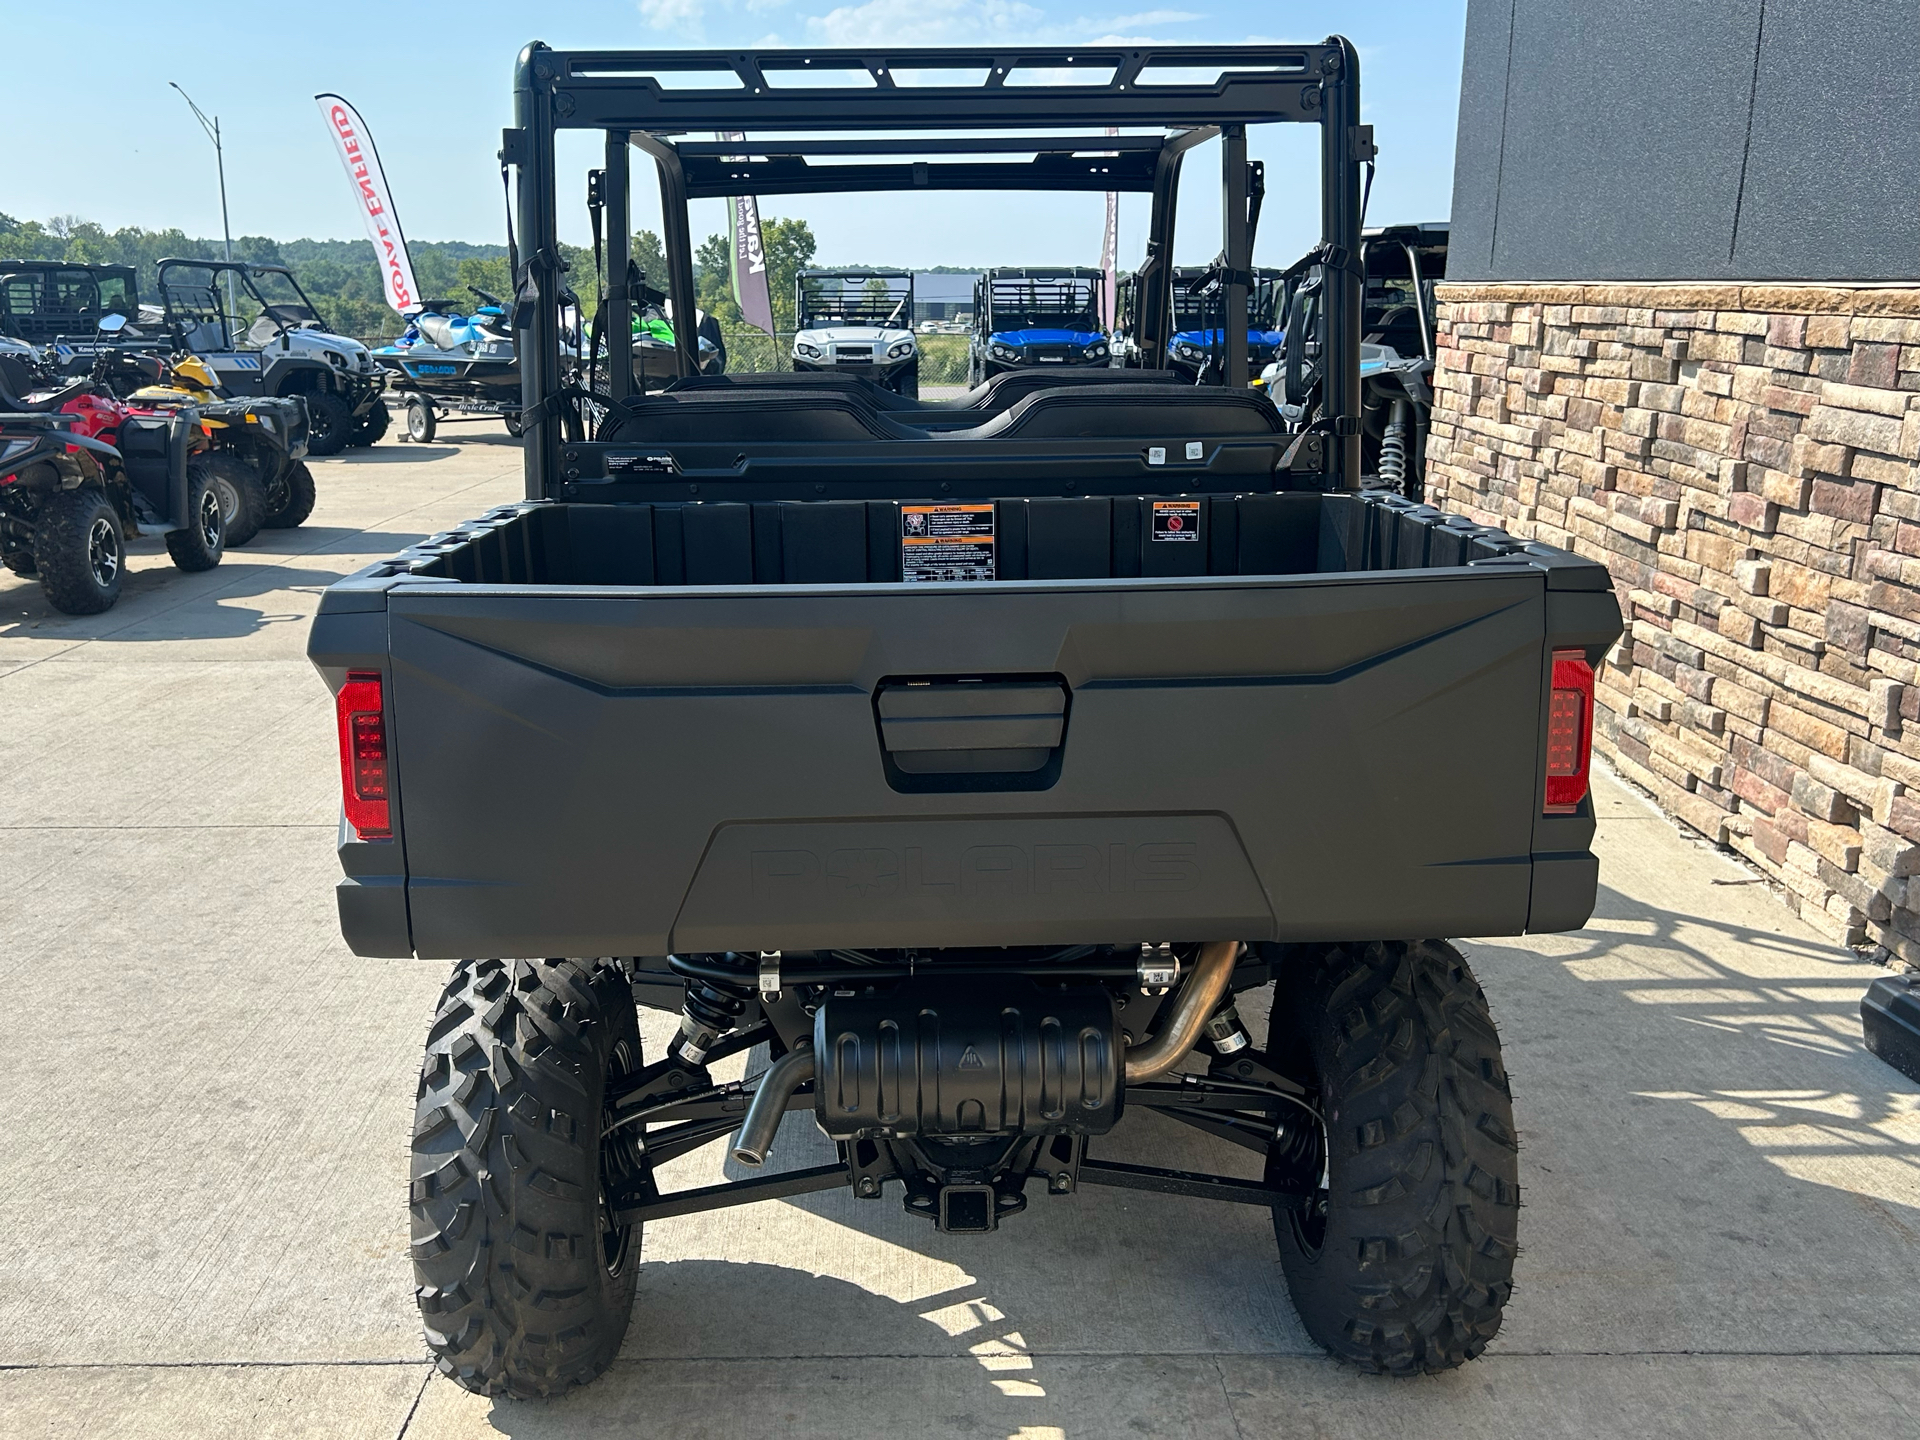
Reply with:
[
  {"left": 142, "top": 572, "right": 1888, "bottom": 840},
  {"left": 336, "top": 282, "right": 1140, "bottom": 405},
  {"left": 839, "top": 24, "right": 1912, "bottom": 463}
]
[
  {"left": 1101, "top": 190, "right": 1119, "bottom": 332},
  {"left": 718, "top": 132, "right": 776, "bottom": 335},
  {"left": 1100, "top": 126, "right": 1120, "bottom": 331},
  {"left": 315, "top": 94, "right": 419, "bottom": 316}
]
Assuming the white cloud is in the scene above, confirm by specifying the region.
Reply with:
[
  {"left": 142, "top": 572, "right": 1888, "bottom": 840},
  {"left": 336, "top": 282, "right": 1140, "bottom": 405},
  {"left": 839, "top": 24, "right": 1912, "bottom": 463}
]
[
  {"left": 803, "top": 1, "right": 1206, "bottom": 48},
  {"left": 638, "top": 0, "right": 709, "bottom": 36},
  {"left": 806, "top": 0, "right": 1046, "bottom": 47},
  {"left": 1104, "top": 10, "right": 1203, "bottom": 27}
]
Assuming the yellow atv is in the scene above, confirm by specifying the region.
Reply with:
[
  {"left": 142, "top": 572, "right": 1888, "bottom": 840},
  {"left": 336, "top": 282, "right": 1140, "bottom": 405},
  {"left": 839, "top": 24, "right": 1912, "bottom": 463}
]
[{"left": 119, "top": 355, "right": 315, "bottom": 545}]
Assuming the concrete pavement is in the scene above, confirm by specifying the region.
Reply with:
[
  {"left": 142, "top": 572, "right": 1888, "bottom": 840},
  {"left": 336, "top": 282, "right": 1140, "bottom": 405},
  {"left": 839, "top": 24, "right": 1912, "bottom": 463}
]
[{"left": 1, "top": 435, "right": 1915, "bottom": 1438}]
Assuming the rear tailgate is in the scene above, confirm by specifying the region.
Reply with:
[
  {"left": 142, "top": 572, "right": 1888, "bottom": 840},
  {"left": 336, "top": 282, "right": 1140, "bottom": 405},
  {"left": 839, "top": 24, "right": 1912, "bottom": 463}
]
[{"left": 361, "top": 567, "right": 1592, "bottom": 957}]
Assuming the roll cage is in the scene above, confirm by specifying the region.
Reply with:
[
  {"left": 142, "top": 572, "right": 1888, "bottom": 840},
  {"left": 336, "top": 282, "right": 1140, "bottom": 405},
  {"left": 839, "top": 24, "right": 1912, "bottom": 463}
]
[
  {"left": 0, "top": 262, "right": 139, "bottom": 344},
  {"left": 506, "top": 40, "right": 1368, "bottom": 497},
  {"left": 976, "top": 268, "right": 1105, "bottom": 335},
  {"left": 155, "top": 259, "right": 338, "bottom": 349},
  {"left": 796, "top": 269, "right": 914, "bottom": 330}
]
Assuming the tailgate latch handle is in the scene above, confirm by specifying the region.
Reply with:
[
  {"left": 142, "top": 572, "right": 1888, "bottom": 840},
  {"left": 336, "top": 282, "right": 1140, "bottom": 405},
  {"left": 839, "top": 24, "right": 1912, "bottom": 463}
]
[{"left": 874, "top": 677, "right": 1069, "bottom": 779}]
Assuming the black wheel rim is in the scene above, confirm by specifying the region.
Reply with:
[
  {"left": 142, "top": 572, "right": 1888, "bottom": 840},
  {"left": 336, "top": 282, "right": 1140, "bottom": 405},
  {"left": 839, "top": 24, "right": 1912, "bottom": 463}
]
[
  {"left": 197, "top": 488, "right": 222, "bottom": 549},
  {"left": 86, "top": 515, "right": 120, "bottom": 588},
  {"left": 598, "top": 1038, "right": 642, "bottom": 1276}
]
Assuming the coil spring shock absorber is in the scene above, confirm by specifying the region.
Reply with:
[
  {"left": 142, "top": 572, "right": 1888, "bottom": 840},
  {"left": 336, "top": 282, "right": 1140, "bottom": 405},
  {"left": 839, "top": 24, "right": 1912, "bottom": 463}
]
[
  {"left": 1378, "top": 396, "right": 1410, "bottom": 494},
  {"left": 667, "top": 952, "right": 756, "bottom": 1066}
]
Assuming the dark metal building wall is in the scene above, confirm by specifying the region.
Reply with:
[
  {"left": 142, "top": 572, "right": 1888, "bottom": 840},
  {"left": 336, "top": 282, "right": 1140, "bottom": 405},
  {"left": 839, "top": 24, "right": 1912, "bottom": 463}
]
[{"left": 1448, "top": 0, "right": 1920, "bottom": 282}]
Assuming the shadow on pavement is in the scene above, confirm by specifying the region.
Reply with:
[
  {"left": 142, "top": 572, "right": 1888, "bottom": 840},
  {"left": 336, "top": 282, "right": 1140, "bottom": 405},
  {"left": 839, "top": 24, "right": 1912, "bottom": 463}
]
[
  {"left": 1494, "top": 882, "right": 1920, "bottom": 1219},
  {"left": 323, "top": 444, "right": 464, "bottom": 464},
  {"left": 465, "top": 1260, "right": 1096, "bottom": 1437},
  {"left": 327, "top": 434, "right": 520, "bottom": 463},
  {"left": 0, "top": 562, "right": 357, "bottom": 641}
]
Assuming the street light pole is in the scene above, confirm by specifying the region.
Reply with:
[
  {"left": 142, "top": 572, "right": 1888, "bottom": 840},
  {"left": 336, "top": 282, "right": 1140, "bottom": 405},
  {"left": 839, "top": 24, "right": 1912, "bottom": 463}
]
[{"left": 170, "top": 82, "right": 237, "bottom": 324}]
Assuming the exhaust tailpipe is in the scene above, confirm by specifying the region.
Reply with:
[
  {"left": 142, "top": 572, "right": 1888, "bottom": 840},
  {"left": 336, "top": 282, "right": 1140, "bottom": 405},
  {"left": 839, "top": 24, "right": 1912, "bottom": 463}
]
[
  {"left": 1124, "top": 940, "right": 1242, "bottom": 1084},
  {"left": 731, "top": 1044, "right": 815, "bottom": 1167}
]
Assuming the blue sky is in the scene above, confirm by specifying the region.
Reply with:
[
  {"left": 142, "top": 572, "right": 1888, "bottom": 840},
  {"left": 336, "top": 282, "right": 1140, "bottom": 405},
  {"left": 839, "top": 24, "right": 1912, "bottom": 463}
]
[{"left": 9, "top": 0, "right": 1465, "bottom": 269}]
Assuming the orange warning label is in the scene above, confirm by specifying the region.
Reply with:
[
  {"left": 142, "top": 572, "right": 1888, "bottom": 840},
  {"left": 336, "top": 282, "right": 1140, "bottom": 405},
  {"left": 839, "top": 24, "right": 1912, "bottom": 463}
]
[
  {"left": 901, "top": 504, "right": 996, "bottom": 582},
  {"left": 1152, "top": 499, "right": 1200, "bottom": 542}
]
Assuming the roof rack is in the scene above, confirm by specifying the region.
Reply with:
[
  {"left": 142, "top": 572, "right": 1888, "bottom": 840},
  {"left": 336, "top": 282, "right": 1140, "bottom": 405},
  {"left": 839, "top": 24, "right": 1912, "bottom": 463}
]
[{"left": 506, "top": 40, "right": 1367, "bottom": 495}]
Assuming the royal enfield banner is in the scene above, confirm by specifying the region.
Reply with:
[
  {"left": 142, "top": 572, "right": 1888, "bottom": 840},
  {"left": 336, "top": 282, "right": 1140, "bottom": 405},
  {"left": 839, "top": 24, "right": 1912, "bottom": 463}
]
[
  {"left": 315, "top": 94, "right": 420, "bottom": 316},
  {"left": 718, "top": 132, "right": 776, "bottom": 335}
]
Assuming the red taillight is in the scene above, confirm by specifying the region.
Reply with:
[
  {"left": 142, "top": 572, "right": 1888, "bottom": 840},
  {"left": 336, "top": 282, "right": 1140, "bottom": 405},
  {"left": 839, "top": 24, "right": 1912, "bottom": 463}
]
[
  {"left": 336, "top": 670, "right": 391, "bottom": 840},
  {"left": 1544, "top": 649, "right": 1594, "bottom": 813}
]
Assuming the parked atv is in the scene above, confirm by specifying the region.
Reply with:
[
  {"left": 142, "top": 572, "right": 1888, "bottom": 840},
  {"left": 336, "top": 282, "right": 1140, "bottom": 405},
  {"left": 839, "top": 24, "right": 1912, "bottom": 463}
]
[
  {"left": 101, "top": 341, "right": 315, "bottom": 542},
  {"left": 0, "top": 355, "right": 225, "bottom": 614},
  {"left": 153, "top": 259, "right": 388, "bottom": 456}
]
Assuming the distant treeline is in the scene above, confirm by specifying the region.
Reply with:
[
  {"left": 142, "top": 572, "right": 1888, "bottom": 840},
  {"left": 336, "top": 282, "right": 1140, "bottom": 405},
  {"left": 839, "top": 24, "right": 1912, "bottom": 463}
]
[{"left": 2, "top": 212, "right": 828, "bottom": 341}]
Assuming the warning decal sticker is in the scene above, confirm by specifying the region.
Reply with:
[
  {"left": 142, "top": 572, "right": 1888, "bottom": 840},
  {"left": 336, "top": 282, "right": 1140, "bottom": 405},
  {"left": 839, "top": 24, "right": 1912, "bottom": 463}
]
[
  {"left": 1152, "top": 499, "right": 1201, "bottom": 542},
  {"left": 901, "top": 504, "right": 996, "bottom": 582}
]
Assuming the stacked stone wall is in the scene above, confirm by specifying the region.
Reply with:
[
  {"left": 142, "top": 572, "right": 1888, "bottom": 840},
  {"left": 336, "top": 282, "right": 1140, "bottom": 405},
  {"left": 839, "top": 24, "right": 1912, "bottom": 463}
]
[{"left": 1428, "top": 282, "right": 1920, "bottom": 961}]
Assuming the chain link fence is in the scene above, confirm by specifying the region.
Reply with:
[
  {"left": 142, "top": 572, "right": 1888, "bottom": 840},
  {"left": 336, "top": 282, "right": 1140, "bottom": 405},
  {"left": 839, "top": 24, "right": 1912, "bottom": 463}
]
[
  {"left": 357, "top": 327, "right": 977, "bottom": 386},
  {"left": 720, "top": 329, "right": 971, "bottom": 386}
]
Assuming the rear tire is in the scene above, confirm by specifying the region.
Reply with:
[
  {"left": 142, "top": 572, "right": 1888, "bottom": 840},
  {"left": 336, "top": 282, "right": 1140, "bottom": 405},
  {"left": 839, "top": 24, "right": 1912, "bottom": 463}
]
[
  {"left": 262, "top": 461, "right": 316, "bottom": 529},
  {"left": 412, "top": 958, "right": 644, "bottom": 1398},
  {"left": 164, "top": 460, "right": 226, "bottom": 572},
  {"left": 406, "top": 398, "right": 437, "bottom": 443},
  {"left": 1264, "top": 939, "right": 1518, "bottom": 1375},
  {"left": 205, "top": 453, "right": 266, "bottom": 547},
  {"left": 302, "top": 391, "right": 353, "bottom": 456},
  {"left": 34, "top": 486, "right": 123, "bottom": 614},
  {"left": 350, "top": 398, "right": 391, "bottom": 446},
  {"left": 503, "top": 411, "right": 523, "bottom": 438}
]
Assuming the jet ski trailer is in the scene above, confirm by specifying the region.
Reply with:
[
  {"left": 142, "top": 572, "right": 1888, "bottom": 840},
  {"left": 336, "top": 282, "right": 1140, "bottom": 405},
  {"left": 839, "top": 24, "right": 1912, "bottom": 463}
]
[{"left": 373, "top": 289, "right": 528, "bottom": 442}]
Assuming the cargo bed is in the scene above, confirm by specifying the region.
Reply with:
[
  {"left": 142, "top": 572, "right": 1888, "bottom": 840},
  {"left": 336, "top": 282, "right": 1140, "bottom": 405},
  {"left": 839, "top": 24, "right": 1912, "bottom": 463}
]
[{"left": 310, "top": 490, "right": 1621, "bottom": 959}]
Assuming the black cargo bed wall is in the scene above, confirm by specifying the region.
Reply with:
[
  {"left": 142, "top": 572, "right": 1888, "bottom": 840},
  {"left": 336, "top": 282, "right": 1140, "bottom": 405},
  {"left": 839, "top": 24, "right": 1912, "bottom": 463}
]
[{"left": 412, "top": 493, "right": 1536, "bottom": 588}]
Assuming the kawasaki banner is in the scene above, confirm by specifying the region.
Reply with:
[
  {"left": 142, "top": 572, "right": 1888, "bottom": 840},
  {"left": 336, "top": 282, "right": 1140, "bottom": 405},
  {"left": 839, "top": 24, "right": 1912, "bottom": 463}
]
[
  {"left": 718, "top": 132, "right": 775, "bottom": 335},
  {"left": 315, "top": 94, "right": 420, "bottom": 316}
]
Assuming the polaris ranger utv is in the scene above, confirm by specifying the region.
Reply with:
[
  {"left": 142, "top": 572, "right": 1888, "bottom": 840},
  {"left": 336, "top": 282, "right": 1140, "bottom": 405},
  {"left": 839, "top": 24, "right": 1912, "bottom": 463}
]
[
  {"left": 154, "top": 260, "right": 389, "bottom": 455},
  {"left": 310, "top": 41, "right": 1619, "bottom": 1399}
]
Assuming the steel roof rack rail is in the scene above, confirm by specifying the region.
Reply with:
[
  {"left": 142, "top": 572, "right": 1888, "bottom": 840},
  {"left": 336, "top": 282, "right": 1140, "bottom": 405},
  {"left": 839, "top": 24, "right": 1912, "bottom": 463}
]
[{"left": 504, "top": 39, "right": 1367, "bottom": 496}]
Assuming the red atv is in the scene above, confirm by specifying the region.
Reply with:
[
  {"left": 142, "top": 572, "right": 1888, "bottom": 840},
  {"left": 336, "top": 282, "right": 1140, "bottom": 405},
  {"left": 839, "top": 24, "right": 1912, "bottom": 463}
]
[{"left": 0, "top": 352, "right": 225, "bottom": 614}]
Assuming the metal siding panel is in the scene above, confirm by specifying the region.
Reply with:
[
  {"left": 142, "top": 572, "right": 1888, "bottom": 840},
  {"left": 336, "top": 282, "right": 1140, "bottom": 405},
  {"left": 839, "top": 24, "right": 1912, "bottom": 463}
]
[
  {"left": 1447, "top": 0, "right": 1518, "bottom": 282},
  {"left": 1733, "top": 0, "right": 1920, "bottom": 280},
  {"left": 1490, "top": 0, "right": 1760, "bottom": 281}
]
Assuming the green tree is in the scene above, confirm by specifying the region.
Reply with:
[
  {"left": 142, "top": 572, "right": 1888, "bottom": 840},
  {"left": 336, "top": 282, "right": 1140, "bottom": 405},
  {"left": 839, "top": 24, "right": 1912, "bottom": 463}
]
[
  {"left": 763, "top": 216, "right": 816, "bottom": 332},
  {"left": 629, "top": 229, "right": 668, "bottom": 296},
  {"left": 694, "top": 231, "right": 744, "bottom": 326}
]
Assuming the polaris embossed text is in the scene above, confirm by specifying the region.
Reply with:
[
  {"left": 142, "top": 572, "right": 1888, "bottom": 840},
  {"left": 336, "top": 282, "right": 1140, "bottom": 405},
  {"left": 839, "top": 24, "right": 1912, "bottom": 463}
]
[{"left": 749, "top": 842, "right": 1199, "bottom": 898}]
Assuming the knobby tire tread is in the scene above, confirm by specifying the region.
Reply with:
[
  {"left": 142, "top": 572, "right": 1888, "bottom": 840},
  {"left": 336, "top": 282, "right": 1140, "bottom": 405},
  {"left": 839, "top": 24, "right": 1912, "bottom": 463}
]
[
  {"left": 205, "top": 453, "right": 266, "bottom": 547},
  {"left": 410, "top": 958, "right": 641, "bottom": 1398},
  {"left": 1268, "top": 939, "right": 1519, "bottom": 1375},
  {"left": 33, "top": 486, "right": 121, "bottom": 614},
  {"left": 263, "top": 461, "right": 316, "bottom": 529}
]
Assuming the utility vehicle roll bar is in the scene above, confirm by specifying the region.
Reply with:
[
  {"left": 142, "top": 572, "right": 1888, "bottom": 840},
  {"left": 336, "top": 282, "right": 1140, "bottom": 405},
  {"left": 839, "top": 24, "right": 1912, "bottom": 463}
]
[{"left": 505, "top": 40, "right": 1367, "bottom": 497}]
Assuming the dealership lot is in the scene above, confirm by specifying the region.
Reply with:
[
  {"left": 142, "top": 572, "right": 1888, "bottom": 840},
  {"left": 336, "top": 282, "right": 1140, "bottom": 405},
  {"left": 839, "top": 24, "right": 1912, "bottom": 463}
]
[{"left": 1, "top": 440, "right": 1916, "bottom": 1439}]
